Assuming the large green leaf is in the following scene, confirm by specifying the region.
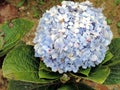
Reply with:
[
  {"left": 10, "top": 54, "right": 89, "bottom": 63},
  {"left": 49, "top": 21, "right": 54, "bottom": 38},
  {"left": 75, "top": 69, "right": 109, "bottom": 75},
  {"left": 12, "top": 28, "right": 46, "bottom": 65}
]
[
  {"left": 2, "top": 43, "right": 54, "bottom": 83},
  {"left": 0, "top": 37, "right": 4, "bottom": 50},
  {"left": 8, "top": 80, "right": 94, "bottom": 90},
  {"left": 109, "top": 38, "right": 120, "bottom": 56},
  {"left": 39, "top": 62, "right": 62, "bottom": 79},
  {"left": 104, "top": 63, "right": 120, "bottom": 84},
  {"left": 102, "top": 50, "right": 113, "bottom": 64},
  {"left": 8, "top": 80, "right": 41, "bottom": 90},
  {"left": 86, "top": 67, "right": 110, "bottom": 84},
  {"left": 39, "top": 61, "right": 51, "bottom": 72},
  {"left": 0, "top": 18, "right": 34, "bottom": 56},
  {"left": 8, "top": 80, "right": 60, "bottom": 90},
  {"left": 78, "top": 68, "right": 91, "bottom": 76},
  {"left": 39, "top": 70, "right": 61, "bottom": 79},
  {"left": 0, "top": 32, "right": 4, "bottom": 50},
  {"left": 105, "top": 38, "right": 120, "bottom": 66},
  {"left": 107, "top": 56, "right": 120, "bottom": 67}
]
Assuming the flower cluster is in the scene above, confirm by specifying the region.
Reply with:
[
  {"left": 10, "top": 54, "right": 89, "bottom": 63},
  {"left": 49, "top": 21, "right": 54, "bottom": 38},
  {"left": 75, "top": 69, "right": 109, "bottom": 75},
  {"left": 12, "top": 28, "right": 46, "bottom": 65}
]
[{"left": 33, "top": 1, "right": 113, "bottom": 73}]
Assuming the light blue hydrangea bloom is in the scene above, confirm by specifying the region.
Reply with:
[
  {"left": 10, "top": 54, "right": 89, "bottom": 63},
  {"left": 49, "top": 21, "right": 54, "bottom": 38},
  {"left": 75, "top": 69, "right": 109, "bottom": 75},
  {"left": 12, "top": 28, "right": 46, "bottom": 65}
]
[{"left": 33, "top": 1, "right": 113, "bottom": 73}]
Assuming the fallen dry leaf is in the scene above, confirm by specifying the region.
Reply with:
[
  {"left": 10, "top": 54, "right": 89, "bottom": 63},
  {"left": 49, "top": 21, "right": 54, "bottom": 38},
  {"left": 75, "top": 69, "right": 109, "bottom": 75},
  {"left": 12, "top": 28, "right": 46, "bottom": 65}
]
[{"left": 0, "top": 2, "right": 18, "bottom": 24}]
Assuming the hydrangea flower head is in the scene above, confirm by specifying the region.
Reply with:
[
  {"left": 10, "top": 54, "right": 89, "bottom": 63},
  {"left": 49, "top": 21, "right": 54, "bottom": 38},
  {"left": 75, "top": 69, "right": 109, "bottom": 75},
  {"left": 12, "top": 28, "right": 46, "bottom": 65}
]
[{"left": 33, "top": 1, "right": 113, "bottom": 73}]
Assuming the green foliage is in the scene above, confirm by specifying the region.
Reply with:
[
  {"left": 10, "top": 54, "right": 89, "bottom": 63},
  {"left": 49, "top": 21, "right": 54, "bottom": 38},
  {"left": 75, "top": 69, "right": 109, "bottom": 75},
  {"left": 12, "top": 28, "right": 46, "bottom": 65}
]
[
  {"left": 8, "top": 80, "right": 57, "bottom": 90},
  {"left": 2, "top": 42, "right": 115, "bottom": 87},
  {"left": 39, "top": 70, "right": 61, "bottom": 79},
  {"left": 8, "top": 80, "right": 42, "bottom": 90},
  {"left": 104, "top": 63, "right": 120, "bottom": 84},
  {"left": 102, "top": 50, "right": 113, "bottom": 64},
  {"left": 106, "top": 38, "right": 120, "bottom": 66},
  {"left": 17, "top": 0, "right": 28, "bottom": 7},
  {"left": 117, "top": 22, "right": 120, "bottom": 28},
  {"left": 39, "top": 61, "right": 62, "bottom": 79},
  {"left": 0, "top": 32, "right": 4, "bottom": 50},
  {"left": 73, "top": 50, "right": 114, "bottom": 84},
  {"left": 8, "top": 80, "right": 94, "bottom": 90},
  {"left": 86, "top": 67, "right": 110, "bottom": 84},
  {"left": 2, "top": 43, "right": 54, "bottom": 83},
  {"left": 78, "top": 68, "right": 91, "bottom": 76},
  {"left": 36, "top": 0, "right": 45, "bottom": 5},
  {"left": 104, "top": 38, "right": 120, "bottom": 84},
  {"left": 106, "top": 19, "right": 112, "bottom": 25},
  {"left": 109, "top": 38, "right": 120, "bottom": 55},
  {"left": 0, "top": 18, "right": 34, "bottom": 57},
  {"left": 2, "top": 37, "right": 120, "bottom": 89},
  {"left": 0, "top": 38, "right": 4, "bottom": 50},
  {"left": 39, "top": 61, "right": 51, "bottom": 71},
  {"left": 17, "top": 0, "right": 25, "bottom": 7},
  {"left": 115, "top": 0, "right": 120, "bottom": 5},
  {"left": 59, "top": 0, "right": 64, "bottom": 2},
  {"left": 32, "top": 6, "right": 40, "bottom": 18}
]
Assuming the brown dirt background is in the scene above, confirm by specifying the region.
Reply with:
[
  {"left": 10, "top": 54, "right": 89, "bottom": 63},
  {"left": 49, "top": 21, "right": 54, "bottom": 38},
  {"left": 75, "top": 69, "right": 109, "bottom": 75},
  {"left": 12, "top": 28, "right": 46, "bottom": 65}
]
[{"left": 0, "top": 0, "right": 120, "bottom": 90}]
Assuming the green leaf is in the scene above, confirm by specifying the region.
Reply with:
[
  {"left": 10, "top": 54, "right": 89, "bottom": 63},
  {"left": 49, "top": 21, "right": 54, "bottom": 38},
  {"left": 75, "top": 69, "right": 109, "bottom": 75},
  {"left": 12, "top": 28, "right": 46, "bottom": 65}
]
[
  {"left": 86, "top": 67, "right": 110, "bottom": 84},
  {"left": 8, "top": 80, "right": 56, "bottom": 90},
  {"left": 109, "top": 38, "right": 120, "bottom": 56},
  {"left": 0, "top": 18, "right": 34, "bottom": 56},
  {"left": 104, "top": 63, "right": 120, "bottom": 84},
  {"left": 58, "top": 84, "right": 77, "bottom": 90},
  {"left": 17, "top": 0, "right": 26, "bottom": 7},
  {"left": 106, "top": 38, "right": 120, "bottom": 66},
  {"left": 117, "top": 22, "right": 120, "bottom": 28},
  {"left": 107, "top": 56, "right": 120, "bottom": 67},
  {"left": 115, "top": 0, "right": 120, "bottom": 5},
  {"left": 2, "top": 43, "right": 54, "bottom": 83},
  {"left": 106, "top": 19, "right": 112, "bottom": 25},
  {"left": 8, "top": 80, "right": 94, "bottom": 90},
  {"left": 32, "top": 6, "right": 40, "bottom": 18},
  {"left": 39, "top": 62, "right": 62, "bottom": 79},
  {"left": 8, "top": 80, "right": 41, "bottom": 90},
  {"left": 39, "top": 70, "right": 61, "bottom": 79},
  {"left": 0, "top": 32, "right": 4, "bottom": 50},
  {"left": 39, "top": 0, "right": 45, "bottom": 5},
  {"left": 102, "top": 50, "right": 113, "bottom": 64},
  {"left": 0, "top": 37, "right": 4, "bottom": 50},
  {"left": 59, "top": 0, "right": 64, "bottom": 2},
  {"left": 78, "top": 68, "right": 91, "bottom": 76},
  {"left": 39, "top": 61, "right": 51, "bottom": 72}
]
